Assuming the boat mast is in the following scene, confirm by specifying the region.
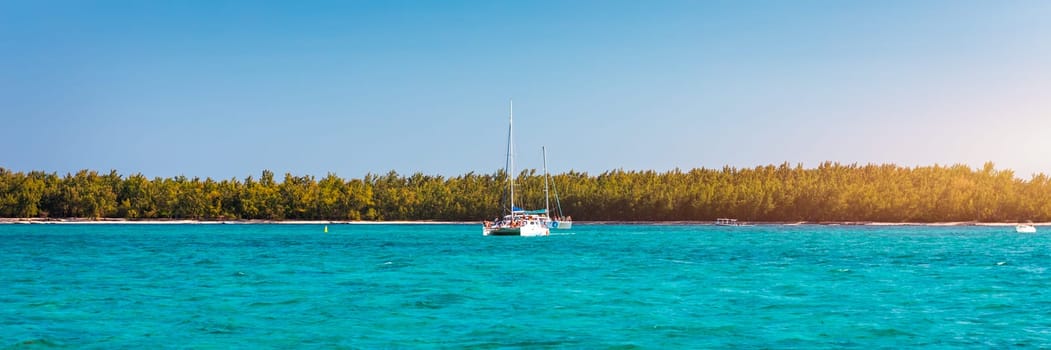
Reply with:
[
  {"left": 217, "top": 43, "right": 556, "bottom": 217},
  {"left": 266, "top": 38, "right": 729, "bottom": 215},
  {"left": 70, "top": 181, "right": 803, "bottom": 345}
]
[
  {"left": 552, "top": 178, "right": 564, "bottom": 218},
  {"left": 508, "top": 99, "right": 514, "bottom": 222},
  {"left": 543, "top": 146, "right": 550, "bottom": 217}
]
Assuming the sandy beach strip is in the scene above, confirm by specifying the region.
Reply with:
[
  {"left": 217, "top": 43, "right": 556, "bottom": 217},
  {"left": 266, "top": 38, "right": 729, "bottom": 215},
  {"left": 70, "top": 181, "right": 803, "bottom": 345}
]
[{"left": 1, "top": 218, "right": 1048, "bottom": 226}]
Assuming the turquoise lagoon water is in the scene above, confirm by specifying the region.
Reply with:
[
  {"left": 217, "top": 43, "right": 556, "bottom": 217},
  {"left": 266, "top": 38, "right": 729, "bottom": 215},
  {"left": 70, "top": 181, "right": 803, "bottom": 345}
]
[{"left": 2, "top": 224, "right": 1050, "bottom": 348}]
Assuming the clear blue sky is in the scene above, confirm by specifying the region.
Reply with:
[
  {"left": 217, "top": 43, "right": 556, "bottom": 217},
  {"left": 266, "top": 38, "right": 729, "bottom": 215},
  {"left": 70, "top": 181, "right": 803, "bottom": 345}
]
[{"left": 3, "top": 1, "right": 1050, "bottom": 179}]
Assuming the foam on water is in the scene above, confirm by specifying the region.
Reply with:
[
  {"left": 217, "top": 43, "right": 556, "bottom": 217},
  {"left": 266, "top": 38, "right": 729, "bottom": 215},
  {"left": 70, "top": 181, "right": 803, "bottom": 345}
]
[{"left": 2, "top": 224, "right": 1050, "bottom": 348}]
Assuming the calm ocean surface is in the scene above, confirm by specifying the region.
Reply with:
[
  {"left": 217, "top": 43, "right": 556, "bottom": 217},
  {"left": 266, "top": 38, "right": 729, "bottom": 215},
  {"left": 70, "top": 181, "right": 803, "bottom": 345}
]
[{"left": 3, "top": 224, "right": 1050, "bottom": 348}]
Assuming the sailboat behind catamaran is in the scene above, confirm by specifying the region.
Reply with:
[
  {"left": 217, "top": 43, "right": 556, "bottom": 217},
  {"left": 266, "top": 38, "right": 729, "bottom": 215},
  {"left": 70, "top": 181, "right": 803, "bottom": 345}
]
[{"left": 542, "top": 146, "right": 572, "bottom": 230}]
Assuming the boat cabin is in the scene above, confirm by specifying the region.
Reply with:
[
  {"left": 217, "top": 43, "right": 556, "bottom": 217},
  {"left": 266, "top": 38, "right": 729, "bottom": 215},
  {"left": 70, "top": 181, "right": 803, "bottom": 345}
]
[{"left": 715, "top": 218, "right": 739, "bottom": 226}]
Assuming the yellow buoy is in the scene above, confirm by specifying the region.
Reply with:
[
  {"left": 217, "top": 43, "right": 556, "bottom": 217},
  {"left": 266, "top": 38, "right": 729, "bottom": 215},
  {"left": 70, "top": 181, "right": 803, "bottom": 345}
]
[{"left": 324, "top": 225, "right": 328, "bottom": 233}]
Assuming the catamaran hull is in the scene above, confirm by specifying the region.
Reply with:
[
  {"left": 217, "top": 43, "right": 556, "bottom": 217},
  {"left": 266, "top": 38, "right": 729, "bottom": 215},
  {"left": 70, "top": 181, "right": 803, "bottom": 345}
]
[
  {"left": 548, "top": 221, "right": 572, "bottom": 229},
  {"left": 483, "top": 225, "right": 549, "bottom": 236}
]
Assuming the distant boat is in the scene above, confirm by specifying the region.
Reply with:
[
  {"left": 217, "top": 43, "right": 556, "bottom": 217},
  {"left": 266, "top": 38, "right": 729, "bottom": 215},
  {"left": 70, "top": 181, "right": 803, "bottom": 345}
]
[
  {"left": 715, "top": 218, "right": 752, "bottom": 227},
  {"left": 542, "top": 146, "right": 572, "bottom": 230},
  {"left": 483, "top": 101, "right": 550, "bottom": 237},
  {"left": 1016, "top": 223, "right": 1037, "bottom": 233}
]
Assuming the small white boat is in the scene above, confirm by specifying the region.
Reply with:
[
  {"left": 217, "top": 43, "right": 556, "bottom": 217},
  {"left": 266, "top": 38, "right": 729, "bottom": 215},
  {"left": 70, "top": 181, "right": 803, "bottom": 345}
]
[
  {"left": 714, "top": 218, "right": 754, "bottom": 227},
  {"left": 715, "top": 218, "right": 736, "bottom": 226},
  {"left": 1016, "top": 224, "right": 1037, "bottom": 233},
  {"left": 715, "top": 218, "right": 740, "bottom": 226}
]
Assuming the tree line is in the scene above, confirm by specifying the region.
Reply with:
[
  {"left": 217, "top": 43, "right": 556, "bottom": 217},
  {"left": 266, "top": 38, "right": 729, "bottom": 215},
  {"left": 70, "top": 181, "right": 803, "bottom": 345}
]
[{"left": 0, "top": 162, "right": 1048, "bottom": 222}]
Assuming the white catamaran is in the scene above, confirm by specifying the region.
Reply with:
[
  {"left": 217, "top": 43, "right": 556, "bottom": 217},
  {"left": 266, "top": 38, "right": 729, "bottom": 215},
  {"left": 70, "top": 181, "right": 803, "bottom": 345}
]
[{"left": 483, "top": 101, "right": 551, "bottom": 236}]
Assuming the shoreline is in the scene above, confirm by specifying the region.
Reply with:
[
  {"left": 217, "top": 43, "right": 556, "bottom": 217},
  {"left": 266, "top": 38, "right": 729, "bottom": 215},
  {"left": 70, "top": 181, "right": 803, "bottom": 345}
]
[
  {"left": 0, "top": 218, "right": 1046, "bottom": 226},
  {"left": 0, "top": 218, "right": 467, "bottom": 225}
]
